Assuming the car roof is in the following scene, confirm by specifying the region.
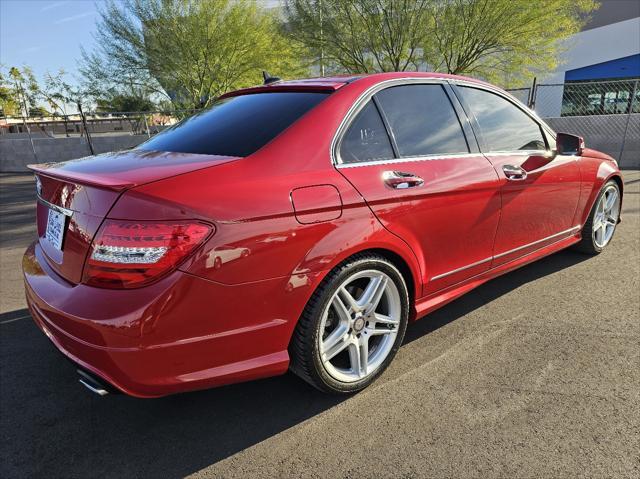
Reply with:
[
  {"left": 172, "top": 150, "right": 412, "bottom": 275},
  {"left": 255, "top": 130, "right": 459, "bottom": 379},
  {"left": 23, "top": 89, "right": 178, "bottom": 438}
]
[
  {"left": 286, "top": 71, "right": 487, "bottom": 86},
  {"left": 221, "top": 72, "right": 490, "bottom": 99}
]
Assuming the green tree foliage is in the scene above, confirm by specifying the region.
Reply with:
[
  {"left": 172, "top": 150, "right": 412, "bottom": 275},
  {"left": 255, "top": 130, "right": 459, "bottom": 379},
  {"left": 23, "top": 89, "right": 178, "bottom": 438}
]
[
  {"left": 1, "top": 66, "right": 41, "bottom": 117},
  {"left": 423, "top": 0, "right": 598, "bottom": 85},
  {"left": 285, "top": 0, "right": 432, "bottom": 73},
  {"left": 40, "top": 69, "right": 89, "bottom": 116},
  {"left": 0, "top": 68, "right": 19, "bottom": 116},
  {"left": 284, "top": 0, "right": 598, "bottom": 84},
  {"left": 80, "top": 0, "right": 309, "bottom": 110},
  {"left": 28, "top": 106, "right": 50, "bottom": 117},
  {"left": 96, "top": 94, "right": 156, "bottom": 113},
  {"left": 36, "top": 70, "right": 86, "bottom": 137}
]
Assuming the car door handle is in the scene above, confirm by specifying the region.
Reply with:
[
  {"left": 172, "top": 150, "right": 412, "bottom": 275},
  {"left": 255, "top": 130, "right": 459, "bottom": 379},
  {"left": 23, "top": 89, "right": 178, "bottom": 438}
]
[
  {"left": 503, "top": 164, "right": 528, "bottom": 181},
  {"left": 382, "top": 171, "right": 424, "bottom": 189}
]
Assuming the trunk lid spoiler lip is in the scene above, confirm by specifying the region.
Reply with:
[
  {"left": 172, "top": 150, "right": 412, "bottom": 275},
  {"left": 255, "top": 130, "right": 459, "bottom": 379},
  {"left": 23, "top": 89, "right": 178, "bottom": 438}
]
[
  {"left": 27, "top": 150, "right": 241, "bottom": 192},
  {"left": 220, "top": 82, "right": 346, "bottom": 99},
  {"left": 28, "top": 164, "right": 136, "bottom": 191}
]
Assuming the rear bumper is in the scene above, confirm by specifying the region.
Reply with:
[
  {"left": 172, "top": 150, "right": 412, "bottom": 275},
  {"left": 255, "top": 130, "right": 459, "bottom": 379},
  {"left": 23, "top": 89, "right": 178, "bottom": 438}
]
[{"left": 23, "top": 241, "right": 316, "bottom": 397}]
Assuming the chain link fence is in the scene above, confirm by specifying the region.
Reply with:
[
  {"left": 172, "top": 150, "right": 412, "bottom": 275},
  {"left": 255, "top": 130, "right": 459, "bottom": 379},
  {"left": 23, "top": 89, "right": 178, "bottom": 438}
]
[
  {"left": 504, "top": 87, "right": 531, "bottom": 106},
  {"left": 0, "top": 109, "right": 199, "bottom": 170},
  {"left": 0, "top": 109, "right": 197, "bottom": 139},
  {"left": 507, "top": 79, "right": 639, "bottom": 168}
]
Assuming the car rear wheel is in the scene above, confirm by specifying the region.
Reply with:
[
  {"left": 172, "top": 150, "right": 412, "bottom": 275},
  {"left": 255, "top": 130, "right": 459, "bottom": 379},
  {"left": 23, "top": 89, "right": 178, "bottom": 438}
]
[
  {"left": 574, "top": 180, "right": 621, "bottom": 254},
  {"left": 289, "top": 254, "right": 409, "bottom": 393}
]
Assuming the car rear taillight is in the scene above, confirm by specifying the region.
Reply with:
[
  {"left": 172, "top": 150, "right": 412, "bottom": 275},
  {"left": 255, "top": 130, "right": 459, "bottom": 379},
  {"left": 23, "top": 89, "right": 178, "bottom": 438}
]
[{"left": 83, "top": 220, "right": 212, "bottom": 288}]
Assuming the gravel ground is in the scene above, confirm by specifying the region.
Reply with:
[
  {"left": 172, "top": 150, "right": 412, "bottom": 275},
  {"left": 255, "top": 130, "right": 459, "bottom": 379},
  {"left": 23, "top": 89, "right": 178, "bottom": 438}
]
[{"left": 0, "top": 171, "right": 638, "bottom": 478}]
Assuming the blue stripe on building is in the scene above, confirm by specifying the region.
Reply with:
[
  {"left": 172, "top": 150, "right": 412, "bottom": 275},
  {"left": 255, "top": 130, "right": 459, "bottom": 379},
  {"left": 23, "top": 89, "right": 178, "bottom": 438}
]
[{"left": 565, "top": 54, "right": 640, "bottom": 81}]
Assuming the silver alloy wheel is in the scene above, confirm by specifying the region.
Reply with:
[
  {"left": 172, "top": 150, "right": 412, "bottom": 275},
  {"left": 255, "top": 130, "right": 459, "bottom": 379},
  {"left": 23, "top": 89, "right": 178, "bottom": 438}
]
[
  {"left": 318, "top": 269, "right": 401, "bottom": 383},
  {"left": 593, "top": 185, "right": 620, "bottom": 248}
]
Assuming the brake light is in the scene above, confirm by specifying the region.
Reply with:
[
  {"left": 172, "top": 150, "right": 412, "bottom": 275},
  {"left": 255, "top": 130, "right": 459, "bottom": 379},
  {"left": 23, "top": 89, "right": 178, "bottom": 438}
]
[{"left": 83, "top": 220, "right": 212, "bottom": 288}]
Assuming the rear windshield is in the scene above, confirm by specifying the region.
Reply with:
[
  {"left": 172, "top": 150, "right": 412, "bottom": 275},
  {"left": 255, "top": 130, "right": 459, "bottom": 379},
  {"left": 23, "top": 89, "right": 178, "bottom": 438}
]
[{"left": 138, "top": 91, "right": 330, "bottom": 157}]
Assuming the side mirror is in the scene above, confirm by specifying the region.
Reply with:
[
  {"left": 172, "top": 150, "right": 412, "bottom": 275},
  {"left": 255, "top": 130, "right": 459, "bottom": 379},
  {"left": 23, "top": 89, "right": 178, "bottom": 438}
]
[{"left": 556, "top": 132, "right": 584, "bottom": 156}]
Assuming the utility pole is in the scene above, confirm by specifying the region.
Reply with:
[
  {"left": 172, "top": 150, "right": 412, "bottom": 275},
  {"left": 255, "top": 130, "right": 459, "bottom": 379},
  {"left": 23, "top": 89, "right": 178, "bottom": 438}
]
[
  {"left": 319, "top": 0, "right": 325, "bottom": 77},
  {"left": 77, "top": 102, "right": 95, "bottom": 155},
  {"left": 143, "top": 113, "right": 151, "bottom": 138},
  {"left": 528, "top": 77, "right": 537, "bottom": 110}
]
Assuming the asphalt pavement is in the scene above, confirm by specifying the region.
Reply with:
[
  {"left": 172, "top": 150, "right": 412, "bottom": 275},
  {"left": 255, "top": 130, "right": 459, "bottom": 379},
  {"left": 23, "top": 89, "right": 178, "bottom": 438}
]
[{"left": 0, "top": 171, "right": 638, "bottom": 478}]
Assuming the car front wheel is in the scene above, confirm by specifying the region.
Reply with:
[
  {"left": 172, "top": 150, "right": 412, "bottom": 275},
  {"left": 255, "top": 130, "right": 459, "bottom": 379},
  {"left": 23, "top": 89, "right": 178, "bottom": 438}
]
[
  {"left": 575, "top": 180, "right": 621, "bottom": 254},
  {"left": 289, "top": 254, "right": 409, "bottom": 394}
]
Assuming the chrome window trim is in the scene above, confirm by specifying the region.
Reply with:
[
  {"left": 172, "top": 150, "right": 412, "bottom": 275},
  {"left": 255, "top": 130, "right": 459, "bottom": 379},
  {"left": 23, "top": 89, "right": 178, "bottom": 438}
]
[
  {"left": 480, "top": 150, "right": 549, "bottom": 157},
  {"left": 37, "top": 195, "right": 73, "bottom": 217},
  {"left": 430, "top": 256, "right": 492, "bottom": 281},
  {"left": 331, "top": 77, "right": 469, "bottom": 167},
  {"left": 336, "top": 152, "right": 484, "bottom": 169},
  {"left": 493, "top": 226, "right": 581, "bottom": 259},
  {"left": 336, "top": 148, "right": 549, "bottom": 170}
]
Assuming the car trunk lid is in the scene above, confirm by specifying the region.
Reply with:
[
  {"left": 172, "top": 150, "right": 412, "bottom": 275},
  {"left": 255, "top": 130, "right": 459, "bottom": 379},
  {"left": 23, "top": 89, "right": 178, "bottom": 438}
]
[{"left": 30, "top": 149, "right": 239, "bottom": 284}]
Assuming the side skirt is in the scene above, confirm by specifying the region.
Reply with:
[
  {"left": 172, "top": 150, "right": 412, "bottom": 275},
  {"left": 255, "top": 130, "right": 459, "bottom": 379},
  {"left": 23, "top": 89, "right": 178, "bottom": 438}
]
[{"left": 413, "top": 233, "right": 581, "bottom": 320}]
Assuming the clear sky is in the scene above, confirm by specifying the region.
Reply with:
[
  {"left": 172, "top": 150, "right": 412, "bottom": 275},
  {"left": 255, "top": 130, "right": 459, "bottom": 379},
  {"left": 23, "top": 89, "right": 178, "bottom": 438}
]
[{"left": 1, "top": 0, "right": 100, "bottom": 83}]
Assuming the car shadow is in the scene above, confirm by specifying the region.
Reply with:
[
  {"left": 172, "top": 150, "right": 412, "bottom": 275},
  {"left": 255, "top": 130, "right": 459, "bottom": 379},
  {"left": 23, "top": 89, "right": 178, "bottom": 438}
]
[
  {"left": 404, "top": 249, "right": 591, "bottom": 344},
  {"left": 1, "top": 313, "right": 346, "bottom": 478},
  {"left": 0, "top": 248, "right": 592, "bottom": 478}
]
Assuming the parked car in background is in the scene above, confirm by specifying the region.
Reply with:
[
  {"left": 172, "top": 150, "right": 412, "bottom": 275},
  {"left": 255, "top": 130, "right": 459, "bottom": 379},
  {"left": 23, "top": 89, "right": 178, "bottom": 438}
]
[{"left": 24, "top": 72, "right": 622, "bottom": 397}]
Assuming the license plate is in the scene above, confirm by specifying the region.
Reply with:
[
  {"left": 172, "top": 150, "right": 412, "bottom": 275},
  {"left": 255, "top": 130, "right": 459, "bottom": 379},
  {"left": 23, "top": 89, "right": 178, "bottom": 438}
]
[{"left": 45, "top": 208, "right": 66, "bottom": 251}]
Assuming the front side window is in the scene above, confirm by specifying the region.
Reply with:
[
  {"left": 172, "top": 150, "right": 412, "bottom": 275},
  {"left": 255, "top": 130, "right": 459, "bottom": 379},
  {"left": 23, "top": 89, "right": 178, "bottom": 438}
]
[
  {"left": 375, "top": 84, "right": 469, "bottom": 157},
  {"left": 459, "top": 86, "right": 546, "bottom": 152},
  {"left": 339, "top": 101, "right": 394, "bottom": 164},
  {"left": 138, "top": 91, "right": 330, "bottom": 157}
]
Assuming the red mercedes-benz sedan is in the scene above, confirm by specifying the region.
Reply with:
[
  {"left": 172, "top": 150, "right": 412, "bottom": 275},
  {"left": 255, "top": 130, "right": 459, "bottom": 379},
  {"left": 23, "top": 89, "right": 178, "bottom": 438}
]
[{"left": 23, "top": 72, "right": 622, "bottom": 397}]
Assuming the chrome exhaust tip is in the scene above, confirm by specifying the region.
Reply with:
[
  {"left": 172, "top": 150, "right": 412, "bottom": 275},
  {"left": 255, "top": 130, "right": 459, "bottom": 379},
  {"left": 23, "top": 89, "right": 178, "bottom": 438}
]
[{"left": 77, "top": 369, "right": 110, "bottom": 396}]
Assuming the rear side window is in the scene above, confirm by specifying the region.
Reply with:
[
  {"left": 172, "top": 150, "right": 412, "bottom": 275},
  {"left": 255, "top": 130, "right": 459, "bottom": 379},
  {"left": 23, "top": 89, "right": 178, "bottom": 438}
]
[
  {"left": 138, "top": 92, "right": 330, "bottom": 157},
  {"left": 339, "top": 101, "right": 394, "bottom": 164},
  {"left": 375, "top": 84, "right": 469, "bottom": 157},
  {"left": 458, "top": 87, "right": 546, "bottom": 152}
]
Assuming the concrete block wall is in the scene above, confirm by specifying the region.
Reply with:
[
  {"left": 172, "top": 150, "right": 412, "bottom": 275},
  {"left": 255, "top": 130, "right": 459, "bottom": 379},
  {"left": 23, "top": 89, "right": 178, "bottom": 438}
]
[{"left": 0, "top": 135, "right": 149, "bottom": 172}]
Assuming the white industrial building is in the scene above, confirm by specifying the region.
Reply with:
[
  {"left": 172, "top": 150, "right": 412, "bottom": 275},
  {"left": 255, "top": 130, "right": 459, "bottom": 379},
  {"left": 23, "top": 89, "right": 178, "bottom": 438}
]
[{"left": 537, "top": 0, "right": 640, "bottom": 117}]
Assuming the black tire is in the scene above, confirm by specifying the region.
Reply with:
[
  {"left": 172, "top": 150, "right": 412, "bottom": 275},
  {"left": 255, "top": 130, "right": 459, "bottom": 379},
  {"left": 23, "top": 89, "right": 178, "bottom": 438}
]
[
  {"left": 289, "top": 253, "right": 409, "bottom": 394},
  {"left": 573, "top": 180, "right": 620, "bottom": 255}
]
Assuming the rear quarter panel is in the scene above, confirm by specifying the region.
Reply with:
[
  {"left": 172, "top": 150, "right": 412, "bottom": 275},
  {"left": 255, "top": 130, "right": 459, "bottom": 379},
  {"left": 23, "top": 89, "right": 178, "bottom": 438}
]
[{"left": 111, "top": 162, "right": 420, "bottom": 291}]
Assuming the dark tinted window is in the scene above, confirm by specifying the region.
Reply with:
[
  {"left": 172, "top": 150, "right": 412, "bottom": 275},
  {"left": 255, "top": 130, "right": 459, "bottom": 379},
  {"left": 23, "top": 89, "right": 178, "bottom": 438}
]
[
  {"left": 375, "top": 84, "right": 469, "bottom": 157},
  {"left": 459, "top": 87, "right": 546, "bottom": 152},
  {"left": 138, "top": 92, "right": 329, "bottom": 157},
  {"left": 339, "top": 101, "right": 394, "bottom": 164}
]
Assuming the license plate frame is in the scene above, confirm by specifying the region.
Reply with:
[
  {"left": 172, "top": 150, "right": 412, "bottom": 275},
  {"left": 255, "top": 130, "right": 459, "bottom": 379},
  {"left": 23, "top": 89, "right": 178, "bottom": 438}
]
[{"left": 45, "top": 207, "right": 67, "bottom": 251}]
